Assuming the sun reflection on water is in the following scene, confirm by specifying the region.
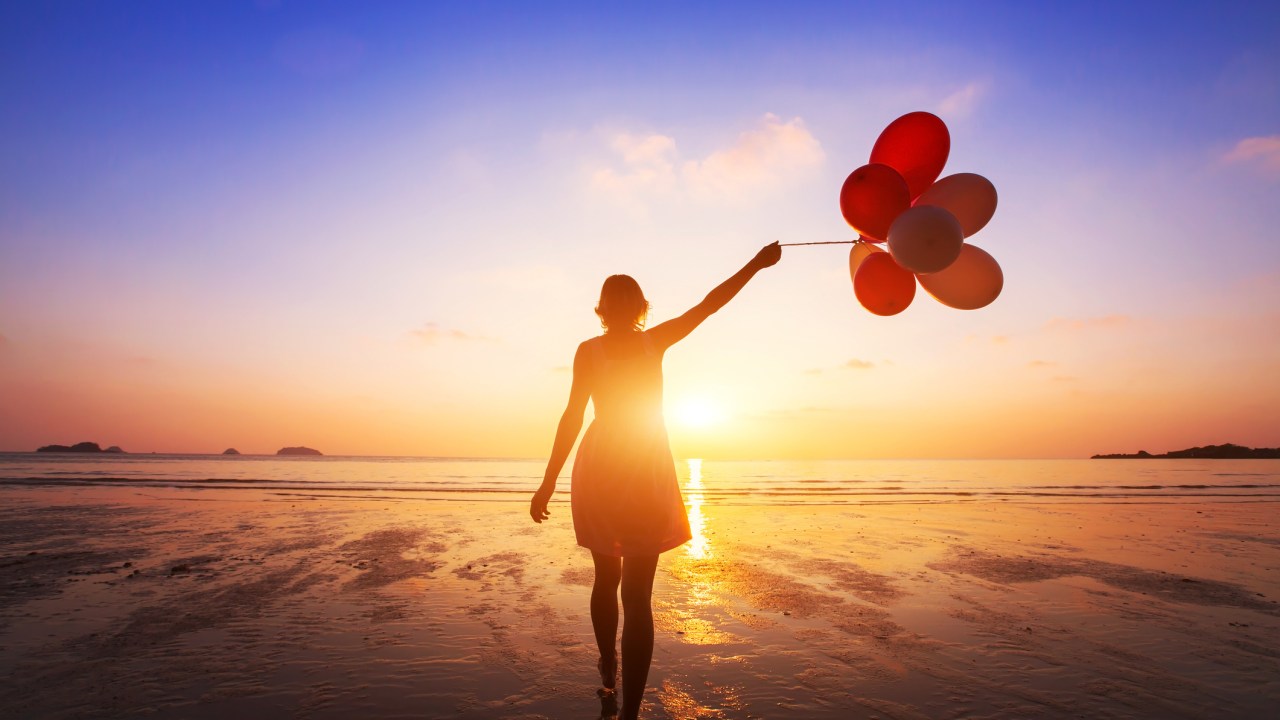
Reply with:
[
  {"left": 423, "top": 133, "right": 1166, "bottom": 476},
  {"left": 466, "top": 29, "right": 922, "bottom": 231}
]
[{"left": 685, "top": 458, "right": 711, "bottom": 560}]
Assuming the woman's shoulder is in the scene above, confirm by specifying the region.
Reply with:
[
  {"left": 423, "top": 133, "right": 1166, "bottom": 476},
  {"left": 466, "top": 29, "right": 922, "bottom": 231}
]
[{"left": 575, "top": 336, "right": 605, "bottom": 361}]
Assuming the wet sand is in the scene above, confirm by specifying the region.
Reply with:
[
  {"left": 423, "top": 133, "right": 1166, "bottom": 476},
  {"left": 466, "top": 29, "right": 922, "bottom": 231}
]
[{"left": 1, "top": 487, "right": 1277, "bottom": 719}]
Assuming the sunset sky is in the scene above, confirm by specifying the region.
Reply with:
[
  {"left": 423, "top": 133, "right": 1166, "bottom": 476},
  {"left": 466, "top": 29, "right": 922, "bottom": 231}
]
[{"left": 1, "top": 1, "right": 1277, "bottom": 459}]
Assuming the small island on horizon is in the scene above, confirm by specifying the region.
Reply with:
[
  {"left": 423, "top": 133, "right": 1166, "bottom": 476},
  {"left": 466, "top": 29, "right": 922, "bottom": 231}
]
[
  {"left": 277, "top": 446, "right": 322, "bottom": 456},
  {"left": 30, "top": 443, "right": 324, "bottom": 457},
  {"left": 36, "top": 442, "right": 125, "bottom": 454},
  {"left": 1092, "top": 443, "right": 1280, "bottom": 459}
]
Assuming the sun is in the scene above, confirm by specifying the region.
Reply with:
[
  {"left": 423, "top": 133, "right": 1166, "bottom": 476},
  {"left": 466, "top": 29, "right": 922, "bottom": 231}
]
[{"left": 671, "top": 397, "right": 723, "bottom": 429}]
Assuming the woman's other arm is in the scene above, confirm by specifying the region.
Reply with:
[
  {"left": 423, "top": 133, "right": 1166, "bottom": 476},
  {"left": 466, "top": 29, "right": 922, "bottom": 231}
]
[
  {"left": 530, "top": 342, "right": 592, "bottom": 523},
  {"left": 648, "top": 241, "right": 781, "bottom": 350}
]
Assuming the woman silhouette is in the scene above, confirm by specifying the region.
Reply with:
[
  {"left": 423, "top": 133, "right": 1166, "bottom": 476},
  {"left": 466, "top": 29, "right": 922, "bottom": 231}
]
[{"left": 530, "top": 242, "right": 781, "bottom": 719}]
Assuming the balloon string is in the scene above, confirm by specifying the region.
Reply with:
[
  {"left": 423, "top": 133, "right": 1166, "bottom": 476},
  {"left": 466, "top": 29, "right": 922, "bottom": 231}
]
[{"left": 778, "top": 240, "right": 859, "bottom": 246}]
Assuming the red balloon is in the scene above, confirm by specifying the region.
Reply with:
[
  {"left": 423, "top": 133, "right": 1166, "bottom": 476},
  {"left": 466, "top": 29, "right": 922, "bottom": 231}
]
[
  {"left": 870, "top": 112, "right": 950, "bottom": 199},
  {"left": 847, "top": 240, "right": 884, "bottom": 288},
  {"left": 839, "top": 164, "right": 910, "bottom": 242},
  {"left": 854, "top": 252, "right": 916, "bottom": 316}
]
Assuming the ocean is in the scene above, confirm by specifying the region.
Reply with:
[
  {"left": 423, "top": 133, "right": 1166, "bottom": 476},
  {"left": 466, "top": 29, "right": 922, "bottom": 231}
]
[{"left": 2, "top": 453, "right": 1277, "bottom": 504}]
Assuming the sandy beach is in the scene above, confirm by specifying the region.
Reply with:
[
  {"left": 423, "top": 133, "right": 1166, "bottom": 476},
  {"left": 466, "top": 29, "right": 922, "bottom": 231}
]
[{"left": 1, "top": 486, "right": 1277, "bottom": 719}]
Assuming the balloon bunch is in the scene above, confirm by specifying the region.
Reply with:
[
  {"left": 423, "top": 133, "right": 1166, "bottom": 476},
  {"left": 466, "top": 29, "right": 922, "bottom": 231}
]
[{"left": 837, "top": 112, "right": 1002, "bottom": 316}]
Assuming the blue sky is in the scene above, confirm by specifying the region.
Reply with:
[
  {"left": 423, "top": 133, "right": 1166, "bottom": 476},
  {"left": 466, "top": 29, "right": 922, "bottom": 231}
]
[{"left": 1, "top": 1, "right": 1277, "bottom": 456}]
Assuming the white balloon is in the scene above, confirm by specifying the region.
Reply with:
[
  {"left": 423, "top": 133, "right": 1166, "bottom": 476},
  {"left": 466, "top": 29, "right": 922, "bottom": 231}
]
[{"left": 918, "top": 243, "right": 1004, "bottom": 310}]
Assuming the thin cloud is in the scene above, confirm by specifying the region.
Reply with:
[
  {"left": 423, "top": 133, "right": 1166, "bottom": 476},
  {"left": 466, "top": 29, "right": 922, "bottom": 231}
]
[
  {"left": 1043, "top": 315, "right": 1131, "bottom": 332},
  {"left": 615, "top": 133, "right": 678, "bottom": 167},
  {"left": 806, "top": 358, "right": 876, "bottom": 374},
  {"left": 1223, "top": 135, "right": 1280, "bottom": 175},
  {"left": 591, "top": 114, "right": 824, "bottom": 204},
  {"left": 1027, "top": 359, "right": 1056, "bottom": 368},
  {"left": 410, "top": 322, "right": 479, "bottom": 345},
  {"left": 937, "top": 81, "right": 988, "bottom": 119},
  {"left": 591, "top": 132, "right": 678, "bottom": 196},
  {"left": 683, "top": 114, "right": 824, "bottom": 198}
]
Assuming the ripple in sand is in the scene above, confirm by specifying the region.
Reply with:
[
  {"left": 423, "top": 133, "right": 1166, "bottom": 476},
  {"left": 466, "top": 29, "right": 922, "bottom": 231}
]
[
  {"left": 336, "top": 527, "right": 445, "bottom": 591},
  {"left": 453, "top": 551, "right": 527, "bottom": 586},
  {"left": 931, "top": 547, "right": 1280, "bottom": 615},
  {"left": 558, "top": 566, "right": 594, "bottom": 587}
]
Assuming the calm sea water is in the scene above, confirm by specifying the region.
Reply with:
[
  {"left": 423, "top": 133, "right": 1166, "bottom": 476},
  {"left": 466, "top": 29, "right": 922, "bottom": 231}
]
[{"left": 1, "top": 453, "right": 1277, "bottom": 505}]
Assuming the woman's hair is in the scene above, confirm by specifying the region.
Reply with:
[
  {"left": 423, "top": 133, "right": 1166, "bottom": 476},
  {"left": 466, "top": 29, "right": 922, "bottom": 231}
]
[{"left": 595, "top": 274, "right": 649, "bottom": 331}]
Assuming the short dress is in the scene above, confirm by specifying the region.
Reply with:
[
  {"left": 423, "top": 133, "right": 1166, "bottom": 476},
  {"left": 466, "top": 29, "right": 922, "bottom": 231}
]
[{"left": 571, "top": 332, "right": 692, "bottom": 558}]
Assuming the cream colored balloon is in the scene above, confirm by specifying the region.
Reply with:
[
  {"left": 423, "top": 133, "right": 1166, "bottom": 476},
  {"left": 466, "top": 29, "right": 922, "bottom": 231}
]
[
  {"left": 918, "top": 243, "right": 1003, "bottom": 310},
  {"left": 847, "top": 240, "right": 884, "bottom": 287},
  {"left": 887, "top": 205, "right": 964, "bottom": 274},
  {"left": 914, "top": 173, "right": 998, "bottom": 237}
]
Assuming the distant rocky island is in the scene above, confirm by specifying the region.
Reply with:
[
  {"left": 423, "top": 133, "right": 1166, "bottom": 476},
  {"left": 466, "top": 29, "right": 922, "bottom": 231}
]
[
  {"left": 276, "top": 446, "right": 322, "bottom": 456},
  {"left": 36, "top": 442, "right": 125, "bottom": 454},
  {"left": 222, "top": 448, "right": 241, "bottom": 455},
  {"left": 1092, "top": 443, "right": 1280, "bottom": 459}
]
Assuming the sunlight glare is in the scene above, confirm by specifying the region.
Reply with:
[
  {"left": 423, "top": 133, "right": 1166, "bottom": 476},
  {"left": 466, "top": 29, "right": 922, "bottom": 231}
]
[{"left": 673, "top": 398, "right": 722, "bottom": 429}]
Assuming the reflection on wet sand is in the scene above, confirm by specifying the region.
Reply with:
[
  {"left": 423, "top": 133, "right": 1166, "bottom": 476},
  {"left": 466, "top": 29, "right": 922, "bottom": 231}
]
[
  {"left": 666, "top": 459, "right": 733, "bottom": 645},
  {"left": 685, "top": 459, "right": 710, "bottom": 561}
]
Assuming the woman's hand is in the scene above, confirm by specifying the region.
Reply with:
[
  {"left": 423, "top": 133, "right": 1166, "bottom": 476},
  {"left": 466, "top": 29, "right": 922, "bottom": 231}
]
[
  {"left": 530, "top": 485, "right": 553, "bottom": 523},
  {"left": 750, "top": 241, "right": 782, "bottom": 270}
]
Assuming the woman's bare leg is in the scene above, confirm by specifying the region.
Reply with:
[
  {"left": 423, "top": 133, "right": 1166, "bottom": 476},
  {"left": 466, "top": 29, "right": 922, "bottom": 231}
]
[
  {"left": 590, "top": 551, "right": 623, "bottom": 688},
  {"left": 619, "top": 554, "right": 659, "bottom": 719}
]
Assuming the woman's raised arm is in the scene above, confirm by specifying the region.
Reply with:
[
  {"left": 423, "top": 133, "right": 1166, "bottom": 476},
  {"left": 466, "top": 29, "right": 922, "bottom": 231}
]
[{"left": 647, "top": 242, "right": 781, "bottom": 351}]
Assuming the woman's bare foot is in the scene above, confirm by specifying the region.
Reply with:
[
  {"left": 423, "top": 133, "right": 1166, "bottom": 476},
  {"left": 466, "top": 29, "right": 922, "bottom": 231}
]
[
  {"left": 596, "top": 685, "right": 619, "bottom": 718},
  {"left": 598, "top": 653, "right": 618, "bottom": 691}
]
